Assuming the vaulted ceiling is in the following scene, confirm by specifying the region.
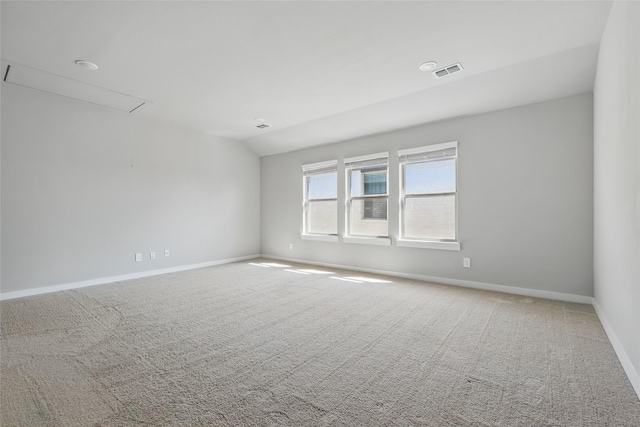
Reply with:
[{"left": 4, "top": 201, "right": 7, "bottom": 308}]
[{"left": 1, "top": 1, "right": 612, "bottom": 156}]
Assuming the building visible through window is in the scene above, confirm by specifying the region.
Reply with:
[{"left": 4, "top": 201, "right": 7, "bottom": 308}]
[{"left": 363, "top": 169, "right": 387, "bottom": 220}]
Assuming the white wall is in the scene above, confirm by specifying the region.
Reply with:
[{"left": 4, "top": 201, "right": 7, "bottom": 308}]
[
  {"left": 1, "top": 83, "right": 260, "bottom": 294},
  {"left": 261, "top": 94, "right": 594, "bottom": 298},
  {"left": 593, "top": 1, "right": 640, "bottom": 395}
]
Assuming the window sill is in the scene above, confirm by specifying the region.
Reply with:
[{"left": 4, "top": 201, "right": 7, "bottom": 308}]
[
  {"left": 343, "top": 236, "right": 391, "bottom": 246},
  {"left": 301, "top": 234, "right": 340, "bottom": 242},
  {"left": 397, "top": 239, "right": 461, "bottom": 251}
]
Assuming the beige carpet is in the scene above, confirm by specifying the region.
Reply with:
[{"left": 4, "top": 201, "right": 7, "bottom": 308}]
[{"left": 1, "top": 258, "right": 639, "bottom": 426}]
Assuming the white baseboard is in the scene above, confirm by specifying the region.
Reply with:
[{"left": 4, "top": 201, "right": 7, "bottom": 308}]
[
  {"left": 592, "top": 298, "right": 640, "bottom": 399},
  {"left": 261, "top": 254, "right": 593, "bottom": 304},
  {"left": 0, "top": 254, "right": 260, "bottom": 301}
]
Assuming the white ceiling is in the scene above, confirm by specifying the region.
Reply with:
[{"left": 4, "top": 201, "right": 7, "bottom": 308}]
[{"left": 1, "top": 1, "right": 612, "bottom": 157}]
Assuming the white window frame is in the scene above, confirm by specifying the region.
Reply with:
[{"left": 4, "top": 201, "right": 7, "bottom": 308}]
[
  {"left": 397, "top": 141, "right": 460, "bottom": 251},
  {"left": 301, "top": 160, "right": 339, "bottom": 242},
  {"left": 344, "top": 152, "right": 391, "bottom": 246}
]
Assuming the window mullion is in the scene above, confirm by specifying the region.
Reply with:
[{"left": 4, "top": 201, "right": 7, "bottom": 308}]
[
  {"left": 405, "top": 191, "right": 456, "bottom": 198},
  {"left": 350, "top": 195, "right": 388, "bottom": 201}
]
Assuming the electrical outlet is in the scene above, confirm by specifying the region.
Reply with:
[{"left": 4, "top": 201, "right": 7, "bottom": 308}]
[
  {"left": 289, "top": 243, "right": 293, "bottom": 250},
  {"left": 463, "top": 258, "right": 471, "bottom": 268},
  {"left": 150, "top": 252, "right": 156, "bottom": 260},
  {"left": 164, "top": 249, "right": 170, "bottom": 257},
  {"left": 135, "top": 253, "right": 142, "bottom": 262}
]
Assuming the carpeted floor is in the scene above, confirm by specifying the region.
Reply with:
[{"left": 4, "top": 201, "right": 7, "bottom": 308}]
[{"left": 1, "top": 258, "right": 639, "bottom": 426}]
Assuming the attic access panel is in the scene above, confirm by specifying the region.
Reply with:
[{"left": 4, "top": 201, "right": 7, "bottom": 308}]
[{"left": 2, "top": 62, "right": 151, "bottom": 113}]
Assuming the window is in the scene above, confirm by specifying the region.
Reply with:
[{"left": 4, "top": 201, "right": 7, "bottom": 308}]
[
  {"left": 344, "top": 152, "right": 389, "bottom": 242},
  {"left": 302, "top": 160, "right": 338, "bottom": 241},
  {"left": 398, "top": 142, "right": 459, "bottom": 250}
]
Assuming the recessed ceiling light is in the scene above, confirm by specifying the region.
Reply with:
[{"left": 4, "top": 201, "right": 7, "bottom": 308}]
[
  {"left": 419, "top": 61, "right": 438, "bottom": 71},
  {"left": 75, "top": 60, "right": 99, "bottom": 71},
  {"left": 253, "top": 118, "right": 271, "bottom": 129}
]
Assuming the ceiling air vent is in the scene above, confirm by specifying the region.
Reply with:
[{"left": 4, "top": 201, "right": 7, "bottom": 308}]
[{"left": 433, "top": 63, "right": 463, "bottom": 78}]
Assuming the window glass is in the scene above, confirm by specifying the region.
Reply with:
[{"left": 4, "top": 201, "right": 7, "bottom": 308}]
[
  {"left": 350, "top": 199, "right": 388, "bottom": 235},
  {"left": 308, "top": 172, "right": 337, "bottom": 200},
  {"left": 403, "top": 195, "right": 455, "bottom": 240},
  {"left": 363, "top": 170, "right": 387, "bottom": 195},
  {"left": 307, "top": 200, "right": 338, "bottom": 234},
  {"left": 405, "top": 159, "right": 455, "bottom": 194}
]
